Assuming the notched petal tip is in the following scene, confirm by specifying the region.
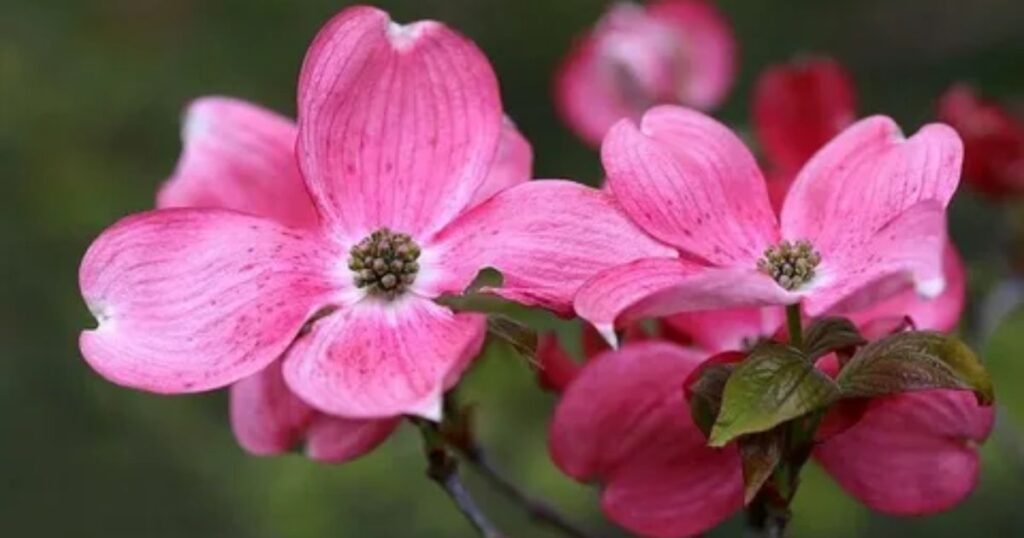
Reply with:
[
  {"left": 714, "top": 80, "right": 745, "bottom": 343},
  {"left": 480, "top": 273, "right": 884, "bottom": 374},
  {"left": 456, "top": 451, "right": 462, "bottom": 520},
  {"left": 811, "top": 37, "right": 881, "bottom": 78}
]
[{"left": 386, "top": 20, "right": 439, "bottom": 49}]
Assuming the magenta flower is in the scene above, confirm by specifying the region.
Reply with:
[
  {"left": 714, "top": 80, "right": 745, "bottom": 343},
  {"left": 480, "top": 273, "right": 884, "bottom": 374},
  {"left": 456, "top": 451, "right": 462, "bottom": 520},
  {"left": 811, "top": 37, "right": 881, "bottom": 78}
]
[
  {"left": 555, "top": 0, "right": 736, "bottom": 146},
  {"left": 79, "top": 6, "right": 666, "bottom": 421},
  {"left": 938, "top": 84, "right": 1024, "bottom": 198},
  {"left": 550, "top": 262, "right": 990, "bottom": 537},
  {"left": 752, "top": 56, "right": 857, "bottom": 209},
  {"left": 574, "top": 106, "right": 963, "bottom": 345}
]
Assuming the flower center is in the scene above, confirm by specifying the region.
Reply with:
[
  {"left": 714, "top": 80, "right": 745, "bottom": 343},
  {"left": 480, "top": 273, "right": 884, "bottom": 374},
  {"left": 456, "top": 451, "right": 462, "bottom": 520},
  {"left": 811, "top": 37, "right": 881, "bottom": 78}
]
[
  {"left": 756, "top": 239, "right": 821, "bottom": 291},
  {"left": 348, "top": 228, "right": 421, "bottom": 299}
]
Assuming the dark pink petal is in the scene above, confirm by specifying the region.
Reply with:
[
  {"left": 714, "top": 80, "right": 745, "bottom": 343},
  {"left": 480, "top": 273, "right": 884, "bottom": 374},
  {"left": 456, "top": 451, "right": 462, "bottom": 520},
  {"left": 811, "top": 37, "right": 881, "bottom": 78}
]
[
  {"left": 230, "top": 361, "right": 315, "bottom": 456},
  {"left": 536, "top": 335, "right": 581, "bottom": 393},
  {"left": 753, "top": 57, "right": 857, "bottom": 173},
  {"left": 550, "top": 342, "right": 743, "bottom": 538},
  {"left": 938, "top": 85, "right": 1024, "bottom": 198},
  {"left": 575, "top": 258, "right": 795, "bottom": 346},
  {"left": 297, "top": 6, "right": 503, "bottom": 239},
  {"left": 831, "top": 242, "right": 966, "bottom": 332},
  {"left": 662, "top": 305, "right": 785, "bottom": 353},
  {"left": 602, "top": 106, "right": 779, "bottom": 266},
  {"left": 424, "top": 180, "right": 673, "bottom": 315},
  {"left": 79, "top": 209, "right": 338, "bottom": 393},
  {"left": 801, "top": 201, "right": 949, "bottom": 316},
  {"left": 157, "top": 97, "right": 318, "bottom": 229},
  {"left": 814, "top": 390, "right": 993, "bottom": 515},
  {"left": 469, "top": 117, "right": 533, "bottom": 207},
  {"left": 554, "top": 1, "right": 736, "bottom": 147},
  {"left": 282, "top": 297, "right": 485, "bottom": 420},
  {"left": 781, "top": 116, "right": 962, "bottom": 313},
  {"left": 305, "top": 415, "right": 401, "bottom": 464}
]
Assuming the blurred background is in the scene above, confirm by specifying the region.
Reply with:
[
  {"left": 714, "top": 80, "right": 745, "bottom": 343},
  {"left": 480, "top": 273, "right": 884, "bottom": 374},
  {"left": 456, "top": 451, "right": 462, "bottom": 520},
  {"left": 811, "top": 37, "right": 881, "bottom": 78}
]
[{"left": 2, "top": 0, "right": 1024, "bottom": 536}]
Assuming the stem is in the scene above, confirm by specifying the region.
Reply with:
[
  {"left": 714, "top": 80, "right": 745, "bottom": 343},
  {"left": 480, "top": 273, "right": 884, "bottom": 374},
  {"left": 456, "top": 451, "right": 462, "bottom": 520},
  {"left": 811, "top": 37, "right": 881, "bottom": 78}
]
[
  {"left": 463, "top": 447, "right": 595, "bottom": 538},
  {"left": 786, "top": 304, "right": 803, "bottom": 349},
  {"left": 413, "top": 418, "right": 505, "bottom": 538}
]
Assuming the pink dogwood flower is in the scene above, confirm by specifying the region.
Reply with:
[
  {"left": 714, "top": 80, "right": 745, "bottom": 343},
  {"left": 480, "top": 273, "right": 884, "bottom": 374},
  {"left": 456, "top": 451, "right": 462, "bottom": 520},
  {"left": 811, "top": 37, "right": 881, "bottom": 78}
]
[
  {"left": 555, "top": 0, "right": 736, "bottom": 146},
  {"left": 752, "top": 57, "right": 857, "bottom": 209},
  {"left": 938, "top": 84, "right": 1024, "bottom": 198},
  {"left": 79, "top": 6, "right": 667, "bottom": 421},
  {"left": 574, "top": 105, "right": 963, "bottom": 345},
  {"left": 549, "top": 261, "right": 990, "bottom": 536}
]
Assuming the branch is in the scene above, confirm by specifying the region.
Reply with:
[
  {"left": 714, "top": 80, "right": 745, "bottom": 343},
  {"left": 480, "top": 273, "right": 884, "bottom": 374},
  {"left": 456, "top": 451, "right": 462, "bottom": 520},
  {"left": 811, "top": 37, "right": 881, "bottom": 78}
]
[
  {"left": 463, "top": 446, "right": 596, "bottom": 538},
  {"left": 413, "top": 418, "right": 506, "bottom": 538}
]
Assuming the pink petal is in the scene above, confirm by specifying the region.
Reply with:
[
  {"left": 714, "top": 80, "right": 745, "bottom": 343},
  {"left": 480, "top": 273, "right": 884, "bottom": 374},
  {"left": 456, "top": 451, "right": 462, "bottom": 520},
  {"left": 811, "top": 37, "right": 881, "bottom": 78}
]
[
  {"left": 79, "top": 209, "right": 338, "bottom": 393},
  {"left": 282, "top": 297, "right": 485, "bottom": 419},
  {"left": 296, "top": 6, "right": 503, "bottom": 239},
  {"left": 574, "top": 258, "right": 795, "bottom": 346},
  {"left": 469, "top": 116, "right": 533, "bottom": 207},
  {"left": 157, "top": 97, "right": 318, "bottom": 229},
  {"left": 647, "top": 0, "right": 737, "bottom": 109},
  {"left": 814, "top": 390, "right": 993, "bottom": 515},
  {"left": 780, "top": 116, "right": 963, "bottom": 312},
  {"left": 554, "top": 1, "right": 736, "bottom": 147},
  {"left": 536, "top": 335, "right": 581, "bottom": 393},
  {"left": 230, "top": 360, "right": 400, "bottom": 463},
  {"left": 801, "top": 201, "right": 949, "bottom": 316},
  {"left": 230, "top": 361, "right": 316, "bottom": 456},
  {"left": 305, "top": 415, "right": 401, "bottom": 464},
  {"left": 662, "top": 305, "right": 786, "bottom": 353},
  {"left": 550, "top": 342, "right": 742, "bottom": 538},
  {"left": 602, "top": 106, "right": 779, "bottom": 266},
  {"left": 424, "top": 180, "right": 674, "bottom": 315},
  {"left": 753, "top": 57, "right": 857, "bottom": 173},
  {"left": 830, "top": 242, "right": 966, "bottom": 332}
]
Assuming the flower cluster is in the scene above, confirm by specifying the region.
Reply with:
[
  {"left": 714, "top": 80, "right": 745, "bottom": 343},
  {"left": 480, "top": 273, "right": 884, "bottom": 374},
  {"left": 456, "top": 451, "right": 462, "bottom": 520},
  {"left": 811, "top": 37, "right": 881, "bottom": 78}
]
[{"left": 78, "top": 2, "right": 1005, "bottom": 537}]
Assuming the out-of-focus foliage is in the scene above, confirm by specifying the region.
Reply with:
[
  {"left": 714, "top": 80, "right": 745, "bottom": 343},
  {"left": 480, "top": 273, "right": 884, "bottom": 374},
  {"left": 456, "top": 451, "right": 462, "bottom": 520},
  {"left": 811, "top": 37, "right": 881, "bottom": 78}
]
[{"left": 1, "top": 0, "right": 1023, "bottom": 536}]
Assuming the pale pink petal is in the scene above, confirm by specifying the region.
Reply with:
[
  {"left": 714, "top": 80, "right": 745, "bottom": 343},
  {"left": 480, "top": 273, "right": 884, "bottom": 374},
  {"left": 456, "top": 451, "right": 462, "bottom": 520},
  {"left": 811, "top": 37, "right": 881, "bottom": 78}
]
[
  {"left": 831, "top": 242, "right": 966, "bottom": 332},
  {"left": 663, "top": 305, "right": 786, "bottom": 353},
  {"left": 602, "top": 106, "right": 779, "bottom": 265},
  {"left": 550, "top": 342, "right": 742, "bottom": 538},
  {"left": 554, "top": 1, "right": 736, "bottom": 147},
  {"left": 781, "top": 117, "right": 962, "bottom": 311},
  {"left": 296, "top": 6, "right": 503, "bottom": 239},
  {"left": 282, "top": 297, "right": 485, "bottom": 419},
  {"left": 647, "top": 0, "right": 737, "bottom": 110},
  {"left": 305, "top": 415, "right": 401, "bottom": 464},
  {"left": 801, "top": 201, "right": 948, "bottom": 316},
  {"left": 555, "top": 36, "right": 633, "bottom": 147},
  {"left": 79, "top": 209, "right": 338, "bottom": 393},
  {"left": 230, "top": 361, "right": 315, "bottom": 456},
  {"left": 157, "top": 97, "right": 318, "bottom": 229},
  {"left": 814, "top": 390, "right": 993, "bottom": 515},
  {"left": 424, "top": 180, "right": 674, "bottom": 315},
  {"left": 575, "top": 258, "right": 796, "bottom": 346},
  {"left": 468, "top": 116, "right": 533, "bottom": 207}
]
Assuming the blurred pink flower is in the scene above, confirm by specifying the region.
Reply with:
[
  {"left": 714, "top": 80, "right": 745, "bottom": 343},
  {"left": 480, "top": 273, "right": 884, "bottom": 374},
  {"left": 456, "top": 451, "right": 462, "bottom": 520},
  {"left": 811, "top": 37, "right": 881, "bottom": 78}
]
[
  {"left": 938, "top": 85, "right": 1024, "bottom": 198},
  {"left": 555, "top": 0, "right": 736, "bottom": 146},
  {"left": 574, "top": 106, "right": 963, "bottom": 345},
  {"left": 550, "top": 263, "right": 990, "bottom": 535},
  {"left": 752, "top": 57, "right": 857, "bottom": 210},
  {"left": 79, "top": 6, "right": 666, "bottom": 421}
]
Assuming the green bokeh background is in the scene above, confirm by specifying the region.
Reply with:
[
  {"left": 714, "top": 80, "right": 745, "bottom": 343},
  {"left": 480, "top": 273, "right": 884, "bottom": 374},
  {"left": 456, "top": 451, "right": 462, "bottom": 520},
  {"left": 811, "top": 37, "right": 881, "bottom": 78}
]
[{"left": 2, "top": 0, "right": 1024, "bottom": 536}]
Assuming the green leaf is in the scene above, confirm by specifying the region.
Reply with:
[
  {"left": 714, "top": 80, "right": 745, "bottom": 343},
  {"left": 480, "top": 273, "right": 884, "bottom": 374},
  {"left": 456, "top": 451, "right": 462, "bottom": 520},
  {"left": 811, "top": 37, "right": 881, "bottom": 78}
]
[
  {"left": 837, "top": 331, "right": 994, "bottom": 404},
  {"left": 803, "top": 316, "right": 866, "bottom": 361},
  {"left": 687, "top": 361, "right": 737, "bottom": 438},
  {"left": 709, "top": 342, "right": 840, "bottom": 447},
  {"left": 487, "top": 316, "right": 538, "bottom": 363},
  {"left": 739, "top": 429, "right": 786, "bottom": 504},
  {"left": 434, "top": 267, "right": 505, "bottom": 313}
]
